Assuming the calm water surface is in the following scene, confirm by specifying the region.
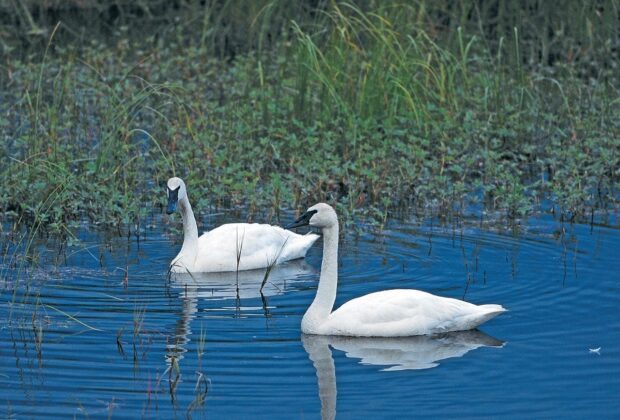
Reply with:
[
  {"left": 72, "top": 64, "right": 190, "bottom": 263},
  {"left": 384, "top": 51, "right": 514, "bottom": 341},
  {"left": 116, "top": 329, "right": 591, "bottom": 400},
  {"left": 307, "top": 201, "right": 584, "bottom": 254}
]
[{"left": 1, "top": 212, "right": 619, "bottom": 418}]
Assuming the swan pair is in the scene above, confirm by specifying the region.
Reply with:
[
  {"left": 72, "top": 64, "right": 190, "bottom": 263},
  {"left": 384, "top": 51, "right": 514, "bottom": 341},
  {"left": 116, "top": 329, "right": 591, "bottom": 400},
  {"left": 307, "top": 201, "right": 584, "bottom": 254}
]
[{"left": 167, "top": 177, "right": 506, "bottom": 337}]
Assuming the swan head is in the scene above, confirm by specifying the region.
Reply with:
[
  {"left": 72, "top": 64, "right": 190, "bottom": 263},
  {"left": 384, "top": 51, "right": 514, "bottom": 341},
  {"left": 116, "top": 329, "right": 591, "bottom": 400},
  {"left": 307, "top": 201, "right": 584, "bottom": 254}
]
[
  {"left": 166, "top": 177, "right": 187, "bottom": 214},
  {"left": 286, "top": 203, "right": 337, "bottom": 229}
]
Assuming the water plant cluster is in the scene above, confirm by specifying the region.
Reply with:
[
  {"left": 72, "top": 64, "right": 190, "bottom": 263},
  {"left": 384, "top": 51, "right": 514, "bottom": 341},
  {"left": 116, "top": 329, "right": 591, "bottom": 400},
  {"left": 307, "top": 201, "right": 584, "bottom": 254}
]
[{"left": 1, "top": 0, "right": 619, "bottom": 232}]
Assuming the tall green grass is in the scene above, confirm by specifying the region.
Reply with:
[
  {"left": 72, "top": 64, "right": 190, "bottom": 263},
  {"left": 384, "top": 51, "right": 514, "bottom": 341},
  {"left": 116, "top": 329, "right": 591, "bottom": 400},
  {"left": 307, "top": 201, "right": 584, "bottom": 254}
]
[{"left": 1, "top": 0, "right": 618, "bottom": 231}]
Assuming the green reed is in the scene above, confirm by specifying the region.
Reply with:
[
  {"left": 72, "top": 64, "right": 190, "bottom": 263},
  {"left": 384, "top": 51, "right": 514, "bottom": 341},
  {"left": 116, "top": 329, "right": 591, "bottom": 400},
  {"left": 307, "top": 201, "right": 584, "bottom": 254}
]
[{"left": 0, "top": 0, "right": 618, "bottom": 231}]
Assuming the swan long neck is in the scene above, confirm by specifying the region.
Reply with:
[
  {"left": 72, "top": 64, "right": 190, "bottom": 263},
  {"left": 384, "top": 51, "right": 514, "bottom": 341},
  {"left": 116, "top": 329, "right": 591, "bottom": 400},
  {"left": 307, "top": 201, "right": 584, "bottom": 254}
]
[
  {"left": 179, "top": 196, "right": 199, "bottom": 256},
  {"left": 306, "top": 223, "right": 339, "bottom": 321}
]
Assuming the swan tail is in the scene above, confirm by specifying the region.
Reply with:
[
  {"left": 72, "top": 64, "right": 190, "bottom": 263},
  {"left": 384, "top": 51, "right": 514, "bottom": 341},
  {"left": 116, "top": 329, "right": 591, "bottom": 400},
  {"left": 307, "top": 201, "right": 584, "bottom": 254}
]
[
  {"left": 473, "top": 304, "right": 507, "bottom": 326},
  {"left": 480, "top": 304, "right": 507, "bottom": 314}
]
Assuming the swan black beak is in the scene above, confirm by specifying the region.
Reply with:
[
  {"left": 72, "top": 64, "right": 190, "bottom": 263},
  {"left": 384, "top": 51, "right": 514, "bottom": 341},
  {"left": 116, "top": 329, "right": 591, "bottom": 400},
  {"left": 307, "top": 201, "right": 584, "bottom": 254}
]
[
  {"left": 166, "top": 186, "right": 180, "bottom": 214},
  {"left": 285, "top": 209, "right": 317, "bottom": 229}
]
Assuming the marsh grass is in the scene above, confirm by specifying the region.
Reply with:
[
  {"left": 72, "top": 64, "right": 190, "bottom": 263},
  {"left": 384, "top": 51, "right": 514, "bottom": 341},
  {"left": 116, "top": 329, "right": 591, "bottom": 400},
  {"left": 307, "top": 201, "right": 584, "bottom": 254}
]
[
  {"left": 132, "top": 304, "right": 146, "bottom": 364},
  {"left": 234, "top": 226, "right": 245, "bottom": 313},
  {"left": 31, "top": 296, "right": 44, "bottom": 363},
  {"left": 44, "top": 303, "right": 103, "bottom": 331},
  {"left": 116, "top": 327, "right": 126, "bottom": 358},
  {"left": 260, "top": 237, "right": 288, "bottom": 292},
  {"left": 196, "top": 322, "right": 206, "bottom": 367},
  {"left": 1, "top": 0, "right": 618, "bottom": 233},
  {"left": 187, "top": 370, "right": 209, "bottom": 416},
  {"left": 159, "top": 355, "right": 181, "bottom": 405}
]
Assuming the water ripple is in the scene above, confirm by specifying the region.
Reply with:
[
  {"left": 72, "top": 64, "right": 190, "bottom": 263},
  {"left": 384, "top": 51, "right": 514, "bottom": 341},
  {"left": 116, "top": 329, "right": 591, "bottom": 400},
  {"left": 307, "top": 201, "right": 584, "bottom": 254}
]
[{"left": 1, "top": 214, "right": 619, "bottom": 418}]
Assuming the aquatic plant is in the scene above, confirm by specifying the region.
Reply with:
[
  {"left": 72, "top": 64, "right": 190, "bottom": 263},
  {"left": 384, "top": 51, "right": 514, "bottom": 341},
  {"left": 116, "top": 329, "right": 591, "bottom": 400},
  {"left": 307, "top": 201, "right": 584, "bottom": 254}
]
[{"left": 0, "top": 0, "right": 617, "bottom": 232}]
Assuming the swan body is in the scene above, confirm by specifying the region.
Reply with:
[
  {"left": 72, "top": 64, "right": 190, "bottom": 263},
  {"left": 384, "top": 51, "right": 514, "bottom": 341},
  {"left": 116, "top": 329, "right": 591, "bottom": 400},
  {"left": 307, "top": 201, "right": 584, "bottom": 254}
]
[
  {"left": 305, "top": 289, "right": 504, "bottom": 337},
  {"left": 166, "top": 177, "right": 319, "bottom": 273},
  {"left": 286, "top": 203, "right": 506, "bottom": 337}
]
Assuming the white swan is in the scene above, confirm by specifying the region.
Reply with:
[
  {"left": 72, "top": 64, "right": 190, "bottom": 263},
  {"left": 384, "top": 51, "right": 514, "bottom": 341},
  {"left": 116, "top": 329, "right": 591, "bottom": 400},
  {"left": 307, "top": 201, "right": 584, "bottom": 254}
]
[
  {"left": 286, "top": 203, "right": 506, "bottom": 337},
  {"left": 166, "top": 177, "right": 319, "bottom": 273}
]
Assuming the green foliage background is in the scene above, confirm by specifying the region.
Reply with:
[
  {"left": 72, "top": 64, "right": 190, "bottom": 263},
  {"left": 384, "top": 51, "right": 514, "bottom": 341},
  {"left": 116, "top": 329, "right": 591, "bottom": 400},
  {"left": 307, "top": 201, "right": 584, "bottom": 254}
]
[{"left": 1, "top": 0, "right": 618, "bottom": 230}]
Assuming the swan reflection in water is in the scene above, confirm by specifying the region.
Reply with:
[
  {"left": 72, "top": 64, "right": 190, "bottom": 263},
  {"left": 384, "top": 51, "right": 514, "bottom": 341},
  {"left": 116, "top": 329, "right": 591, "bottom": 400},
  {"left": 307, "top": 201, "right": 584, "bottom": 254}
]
[
  {"left": 302, "top": 330, "right": 505, "bottom": 419},
  {"left": 165, "top": 260, "right": 316, "bottom": 363}
]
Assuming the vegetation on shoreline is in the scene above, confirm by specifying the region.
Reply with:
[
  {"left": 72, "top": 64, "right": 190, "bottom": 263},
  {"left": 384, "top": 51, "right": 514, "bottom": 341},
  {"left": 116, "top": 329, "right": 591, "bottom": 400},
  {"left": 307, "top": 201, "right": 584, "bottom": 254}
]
[{"left": 1, "top": 1, "right": 619, "bottom": 233}]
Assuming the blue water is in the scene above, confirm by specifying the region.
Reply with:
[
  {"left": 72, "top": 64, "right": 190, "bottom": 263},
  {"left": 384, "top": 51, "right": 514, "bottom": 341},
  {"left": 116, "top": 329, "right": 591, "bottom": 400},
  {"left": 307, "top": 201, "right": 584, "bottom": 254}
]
[{"left": 1, "top": 212, "right": 619, "bottom": 419}]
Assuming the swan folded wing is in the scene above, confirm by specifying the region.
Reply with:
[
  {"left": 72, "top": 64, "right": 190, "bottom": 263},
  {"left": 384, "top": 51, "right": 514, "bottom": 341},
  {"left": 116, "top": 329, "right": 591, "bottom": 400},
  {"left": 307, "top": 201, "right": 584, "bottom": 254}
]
[
  {"left": 220, "top": 223, "right": 317, "bottom": 260},
  {"left": 196, "top": 223, "right": 318, "bottom": 271},
  {"left": 325, "top": 289, "right": 495, "bottom": 337}
]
